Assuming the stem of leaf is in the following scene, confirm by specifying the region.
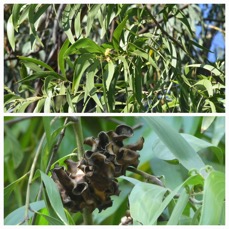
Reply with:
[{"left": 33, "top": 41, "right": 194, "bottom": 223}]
[{"left": 127, "top": 167, "right": 165, "bottom": 187}]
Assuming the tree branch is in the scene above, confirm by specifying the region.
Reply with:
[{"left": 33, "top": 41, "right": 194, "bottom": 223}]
[{"left": 144, "top": 4, "right": 189, "bottom": 54}]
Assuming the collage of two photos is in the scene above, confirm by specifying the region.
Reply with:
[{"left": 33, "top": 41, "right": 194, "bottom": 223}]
[{"left": 3, "top": 3, "right": 225, "bottom": 226}]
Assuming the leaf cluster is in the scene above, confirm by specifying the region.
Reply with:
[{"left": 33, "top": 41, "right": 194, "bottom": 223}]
[{"left": 4, "top": 4, "right": 225, "bottom": 113}]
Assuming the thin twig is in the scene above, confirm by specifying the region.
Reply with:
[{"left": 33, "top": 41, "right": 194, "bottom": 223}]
[
  {"left": 127, "top": 167, "right": 165, "bottom": 187},
  {"left": 144, "top": 4, "right": 189, "bottom": 55},
  {"left": 139, "top": 4, "right": 189, "bottom": 34},
  {"left": 24, "top": 133, "right": 46, "bottom": 224},
  {"left": 4, "top": 117, "right": 33, "bottom": 125}
]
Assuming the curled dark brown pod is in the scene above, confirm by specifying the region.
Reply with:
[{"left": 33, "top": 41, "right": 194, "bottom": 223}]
[{"left": 51, "top": 124, "right": 144, "bottom": 213}]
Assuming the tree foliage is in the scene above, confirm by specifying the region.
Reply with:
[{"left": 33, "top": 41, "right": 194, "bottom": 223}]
[
  {"left": 4, "top": 4, "right": 225, "bottom": 113},
  {"left": 4, "top": 116, "right": 225, "bottom": 225}
]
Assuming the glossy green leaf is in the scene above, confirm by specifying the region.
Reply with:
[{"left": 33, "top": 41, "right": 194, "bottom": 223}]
[
  {"left": 105, "top": 61, "right": 115, "bottom": 90},
  {"left": 44, "top": 90, "right": 52, "bottom": 113},
  {"left": 65, "top": 38, "right": 104, "bottom": 56},
  {"left": 129, "top": 182, "right": 168, "bottom": 225},
  {"left": 84, "top": 60, "right": 104, "bottom": 111},
  {"left": 205, "top": 99, "right": 216, "bottom": 112},
  {"left": 188, "top": 64, "right": 223, "bottom": 76},
  {"left": 28, "top": 4, "right": 44, "bottom": 47},
  {"left": 18, "top": 56, "right": 55, "bottom": 72},
  {"left": 167, "top": 189, "right": 189, "bottom": 225},
  {"left": 33, "top": 98, "right": 45, "bottom": 112},
  {"left": 201, "top": 116, "right": 215, "bottom": 133},
  {"left": 147, "top": 117, "right": 205, "bottom": 171},
  {"left": 18, "top": 71, "right": 65, "bottom": 83},
  {"left": 66, "top": 89, "right": 75, "bottom": 113},
  {"left": 16, "top": 97, "right": 42, "bottom": 112},
  {"left": 33, "top": 210, "right": 64, "bottom": 225},
  {"left": 7, "top": 15, "right": 15, "bottom": 51},
  {"left": 12, "top": 4, "right": 23, "bottom": 31},
  {"left": 149, "top": 174, "right": 204, "bottom": 225},
  {"left": 86, "top": 5, "right": 101, "bottom": 37},
  {"left": 39, "top": 170, "right": 68, "bottom": 225},
  {"left": 72, "top": 53, "right": 96, "bottom": 94},
  {"left": 58, "top": 39, "right": 70, "bottom": 77},
  {"left": 134, "top": 58, "right": 142, "bottom": 105},
  {"left": 74, "top": 7, "right": 82, "bottom": 38},
  {"left": 112, "top": 16, "right": 128, "bottom": 50},
  {"left": 199, "top": 170, "right": 225, "bottom": 225},
  {"left": 212, "top": 117, "right": 225, "bottom": 146},
  {"left": 4, "top": 200, "right": 45, "bottom": 225},
  {"left": 195, "top": 79, "right": 213, "bottom": 97},
  {"left": 132, "top": 49, "right": 158, "bottom": 69},
  {"left": 61, "top": 5, "right": 77, "bottom": 44}
]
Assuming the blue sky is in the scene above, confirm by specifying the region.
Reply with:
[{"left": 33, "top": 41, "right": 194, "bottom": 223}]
[{"left": 196, "top": 4, "right": 225, "bottom": 62}]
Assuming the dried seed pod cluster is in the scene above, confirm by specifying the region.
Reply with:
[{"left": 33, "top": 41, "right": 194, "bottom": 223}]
[{"left": 51, "top": 125, "right": 144, "bottom": 213}]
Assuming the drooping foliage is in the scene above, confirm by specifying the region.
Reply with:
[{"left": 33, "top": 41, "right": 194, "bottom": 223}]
[{"left": 4, "top": 4, "right": 225, "bottom": 113}]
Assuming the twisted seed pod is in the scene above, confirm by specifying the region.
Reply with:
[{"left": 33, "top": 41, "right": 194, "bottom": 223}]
[{"left": 51, "top": 125, "right": 144, "bottom": 213}]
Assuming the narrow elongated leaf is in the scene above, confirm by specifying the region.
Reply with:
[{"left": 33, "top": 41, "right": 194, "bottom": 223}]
[
  {"left": 4, "top": 200, "right": 45, "bottom": 225},
  {"left": 195, "top": 79, "right": 213, "bottom": 97},
  {"left": 112, "top": 16, "right": 128, "bottom": 50},
  {"left": 132, "top": 49, "right": 158, "bottom": 69},
  {"left": 17, "top": 71, "right": 65, "bottom": 83},
  {"left": 44, "top": 90, "right": 52, "bottom": 113},
  {"left": 61, "top": 5, "right": 76, "bottom": 44},
  {"left": 12, "top": 4, "right": 23, "bottom": 31},
  {"left": 72, "top": 54, "right": 95, "bottom": 94},
  {"left": 146, "top": 117, "right": 205, "bottom": 171},
  {"left": 28, "top": 4, "right": 44, "bottom": 47},
  {"left": 74, "top": 7, "right": 82, "bottom": 38},
  {"left": 199, "top": 170, "right": 225, "bottom": 225},
  {"left": 65, "top": 38, "right": 104, "bottom": 56},
  {"left": 86, "top": 5, "right": 101, "bottom": 37},
  {"left": 40, "top": 171, "right": 68, "bottom": 225},
  {"left": 134, "top": 58, "right": 142, "bottom": 105},
  {"left": 105, "top": 61, "right": 115, "bottom": 90},
  {"left": 33, "top": 210, "right": 64, "bottom": 225},
  {"left": 149, "top": 174, "right": 204, "bottom": 225},
  {"left": 187, "top": 64, "right": 223, "bottom": 76},
  {"left": 18, "top": 56, "right": 55, "bottom": 72},
  {"left": 152, "top": 133, "right": 223, "bottom": 163},
  {"left": 212, "top": 117, "right": 225, "bottom": 146},
  {"left": 58, "top": 39, "right": 70, "bottom": 77},
  {"left": 201, "top": 116, "right": 215, "bottom": 133},
  {"left": 84, "top": 60, "right": 104, "bottom": 111},
  {"left": 167, "top": 189, "right": 189, "bottom": 225},
  {"left": 7, "top": 15, "right": 15, "bottom": 51},
  {"left": 33, "top": 98, "right": 45, "bottom": 113}
]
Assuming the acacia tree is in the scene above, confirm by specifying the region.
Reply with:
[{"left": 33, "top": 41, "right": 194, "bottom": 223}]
[
  {"left": 4, "top": 116, "right": 225, "bottom": 225},
  {"left": 4, "top": 4, "right": 225, "bottom": 113}
]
